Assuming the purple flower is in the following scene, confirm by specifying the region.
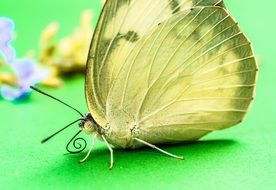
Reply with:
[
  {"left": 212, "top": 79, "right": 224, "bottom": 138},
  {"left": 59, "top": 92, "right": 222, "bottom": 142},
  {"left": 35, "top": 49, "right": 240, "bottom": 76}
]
[
  {"left": 0, "top": 17, "right": 50, "bottom": 101},
  {"left": 0, "top": 17, "right": 16, "bottom": 62},
  {"left": 1, "top": 58, "right": 49, "bottom": 101}
]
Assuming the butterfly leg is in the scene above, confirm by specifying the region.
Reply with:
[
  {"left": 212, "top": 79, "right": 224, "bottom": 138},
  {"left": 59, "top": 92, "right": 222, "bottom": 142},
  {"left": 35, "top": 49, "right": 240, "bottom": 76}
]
[
  {"left": 101, "top": 135, "right": 114, "bottom": 169},
  {"left": 79, "top": 133, "right": 98, "bottom": 163},
  {"left": 134, "top": 138, "right": 184, "bottom": 160}
]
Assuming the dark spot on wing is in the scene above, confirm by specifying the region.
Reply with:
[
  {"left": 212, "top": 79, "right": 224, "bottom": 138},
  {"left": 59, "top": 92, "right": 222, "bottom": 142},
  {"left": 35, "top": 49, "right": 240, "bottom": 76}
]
[
  {"left": 122, "top": 31, "right": 139, "bottom": 42},
  {"left": 95, "top": 31, "right": 139, "bottom": 66},
  {"left": 169, "top": 0, "right": 181, "bottom": 14}
]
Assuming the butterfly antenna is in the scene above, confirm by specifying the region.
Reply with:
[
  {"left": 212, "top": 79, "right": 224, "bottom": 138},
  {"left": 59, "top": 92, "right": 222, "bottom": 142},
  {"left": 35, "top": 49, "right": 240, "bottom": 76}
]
[
  {"left": 41, "top": 119, "right": 84, "bottom": 143},
  {"left": 30, "top": 86, "right": 84, "bottom": 117}
]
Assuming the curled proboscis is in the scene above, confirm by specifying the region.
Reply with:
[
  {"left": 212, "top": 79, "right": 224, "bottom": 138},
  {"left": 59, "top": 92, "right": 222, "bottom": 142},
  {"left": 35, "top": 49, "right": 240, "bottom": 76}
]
[{"left": 66, "top": 130, "right": 87, "bottom": 154}]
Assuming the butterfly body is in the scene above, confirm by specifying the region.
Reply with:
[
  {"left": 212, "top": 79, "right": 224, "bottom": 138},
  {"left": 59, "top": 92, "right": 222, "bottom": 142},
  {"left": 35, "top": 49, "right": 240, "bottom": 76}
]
[{"left": 35, "top": 0, "right": 257, "bottom": 168}]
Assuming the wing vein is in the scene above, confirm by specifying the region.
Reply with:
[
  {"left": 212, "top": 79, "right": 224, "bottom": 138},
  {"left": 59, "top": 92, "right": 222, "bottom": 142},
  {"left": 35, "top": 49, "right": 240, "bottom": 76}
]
[
  {"left": 139, "top": 69, "right": 256, "bottom": 123},
  {"left": 199, "top": 55, "right": 255, "bottom": 75},
  {"left": 137, "top": 9, "right": 232, "bottom": 120},
  {"left": 191, "top": 42, "right": 251, "bottom": 74},
  {"left": 176, "top": 96, "right": 253, "bottom": 102},
  {"left": 136, "top": 8, "right": 205, "bottom": 120},
  {"left": 146, "top": 29, "right": 243, "bottom": 110}
]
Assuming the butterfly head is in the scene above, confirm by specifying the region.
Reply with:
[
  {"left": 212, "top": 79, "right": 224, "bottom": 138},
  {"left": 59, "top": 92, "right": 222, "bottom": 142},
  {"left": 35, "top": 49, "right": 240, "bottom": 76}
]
[
  {"left": 30, "top": 86, "right": 104, "bottom": 154},
  {"left": 78, "top": 113, "right": 99, "bottom": 134}
]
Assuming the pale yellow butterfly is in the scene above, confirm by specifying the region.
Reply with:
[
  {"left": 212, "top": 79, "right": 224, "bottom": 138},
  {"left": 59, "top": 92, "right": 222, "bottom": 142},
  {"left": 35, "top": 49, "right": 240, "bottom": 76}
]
[{"left": 33, "top": 0, "right": 258, "bottom": 169}]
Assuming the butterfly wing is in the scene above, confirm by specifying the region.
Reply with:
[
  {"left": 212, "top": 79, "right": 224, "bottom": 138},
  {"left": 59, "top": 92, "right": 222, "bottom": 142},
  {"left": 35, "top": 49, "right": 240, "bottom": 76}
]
[
  {"left": 106, "top": 6, "right": 257, "bottom": 145},
  {"left": 85, "top": 0, "right": 225, "bottom": 126}
]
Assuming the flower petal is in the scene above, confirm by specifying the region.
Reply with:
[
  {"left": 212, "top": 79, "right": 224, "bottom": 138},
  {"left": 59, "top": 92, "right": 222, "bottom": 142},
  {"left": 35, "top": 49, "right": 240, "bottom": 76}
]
[
  {"left": 0, "top": 85, "right": 30, "bottom": 101},
  {"left": 11, "top": 58, "right": 50, "bottom": 86},
  {"left": 0, "top": 58, "right": 50, "bottom": 101},
  {"left": 0, "top": 17, "right": 16, "bottom": 62}
]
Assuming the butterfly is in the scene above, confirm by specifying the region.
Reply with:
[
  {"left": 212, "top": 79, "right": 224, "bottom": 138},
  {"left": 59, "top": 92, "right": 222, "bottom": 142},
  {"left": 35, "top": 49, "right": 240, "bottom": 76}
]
[{"left": 32, "top": 0, "right": 257, "bottom": 169}]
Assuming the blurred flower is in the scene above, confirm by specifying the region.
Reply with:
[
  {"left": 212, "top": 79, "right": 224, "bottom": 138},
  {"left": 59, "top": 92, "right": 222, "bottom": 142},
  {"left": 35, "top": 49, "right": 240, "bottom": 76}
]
[
  {"left": 0, "top": 17, "right": 16, "bottom": 62},
  {"left": 1, "top": 58, "right": 49, "bottom": 101},
  {"left": 41, "top": 22, "right": 59, "bottom": 43},
  {"left": 58, "top": 10, "right": 93, "bottom": 66},
  {"left": 0, "top": 18, "right": 49, "bottom": 101},
  {"left": 38, "top": 10, "right": 94, "bottom": 87},
  {"left": 1, "top": 59, "right": 49, "bottom": 101},
  {"left": 39, "top": 22, "right": 59, "bottom": 63},
  {"left": 1, "top": 10, "right": 96, "bottom": 100}
]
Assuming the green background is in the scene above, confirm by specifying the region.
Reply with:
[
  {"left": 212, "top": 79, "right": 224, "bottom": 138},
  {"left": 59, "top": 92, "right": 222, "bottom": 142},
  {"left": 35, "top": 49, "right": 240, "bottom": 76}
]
[{"left": 1, "top": 0, "right": 275, "bottom": 189}]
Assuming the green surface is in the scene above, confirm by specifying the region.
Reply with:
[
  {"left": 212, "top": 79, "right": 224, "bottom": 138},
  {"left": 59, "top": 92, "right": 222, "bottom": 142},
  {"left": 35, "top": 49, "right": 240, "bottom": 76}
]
[{"left": 0, "top": 0, "right": 275, "bottom": 189}]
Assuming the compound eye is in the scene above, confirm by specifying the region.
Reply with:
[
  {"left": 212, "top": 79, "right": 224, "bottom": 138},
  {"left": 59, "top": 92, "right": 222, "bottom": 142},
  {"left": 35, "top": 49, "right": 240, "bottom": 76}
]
[{"left": 78, "top": 121, "right": 85, "bottom": 128}]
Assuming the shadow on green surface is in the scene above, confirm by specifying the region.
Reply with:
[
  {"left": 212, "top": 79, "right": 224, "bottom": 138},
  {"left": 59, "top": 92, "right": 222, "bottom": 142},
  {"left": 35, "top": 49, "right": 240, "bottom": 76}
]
[
  {"left": 18, "top": 139, "right": 241, "bottom": 188},
  {"left": 44, "top": 139, "right": 239, "bottom": 172}
]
